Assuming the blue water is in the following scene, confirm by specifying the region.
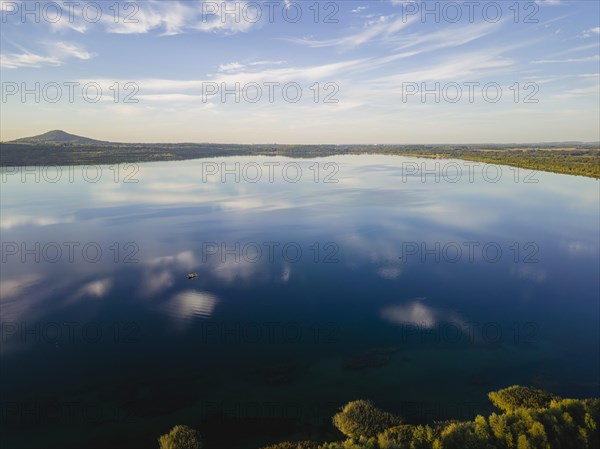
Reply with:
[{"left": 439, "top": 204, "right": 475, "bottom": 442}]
[{"left": 1, "top": 155, "right": 598, "bottom": 448}]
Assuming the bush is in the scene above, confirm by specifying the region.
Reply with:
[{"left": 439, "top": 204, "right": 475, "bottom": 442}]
[
  {"left": 411, "top": 425, "right": 436, "bottom": 449},
  {"left": 437, "top": 420, "right": 497, "bottom": 449},
  {"left": 261, "top": 442, "right": 320, "bottom": 449},
  {"left": 333, "top": 400, "right": 403, "bottom": 439},
  {"left": 536, "top": 399, "right": 595, "bottom": 449},
  {"left": 158, "top": 425, "right": 202, "bottom": 449},
  {"left": 488, "top": 386, "right": 557, "bottom": 413},
  {"left": 320, "top": 437, "right": 378, "bottom": 449},
  {"left": 377, "top": 424, "right": 415, "bottom": 449}
]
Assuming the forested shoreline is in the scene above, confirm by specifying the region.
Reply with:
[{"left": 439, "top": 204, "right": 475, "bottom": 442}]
[
  {"left": 2, "top": 142, "right": 599, "bottom": 178},
  {"left": 157, "top": 386, "right": 600, "bottom": 449}
]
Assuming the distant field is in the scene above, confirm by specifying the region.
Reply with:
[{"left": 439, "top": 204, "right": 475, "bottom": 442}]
[{"left": 1, "top": 142, "right": 599, "bottom": 178}]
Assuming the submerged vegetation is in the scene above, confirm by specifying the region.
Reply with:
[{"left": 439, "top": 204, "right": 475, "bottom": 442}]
[
  {"left": 161, "top": 386, "right": 599, "bottom": 449},
  {"left": 2, "top": 139, "right": 599, "bottom": 178}
]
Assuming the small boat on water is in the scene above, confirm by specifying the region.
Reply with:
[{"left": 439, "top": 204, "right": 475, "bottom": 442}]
[{"left": 186, "top": 273, "right": 198, "bottom": 280}]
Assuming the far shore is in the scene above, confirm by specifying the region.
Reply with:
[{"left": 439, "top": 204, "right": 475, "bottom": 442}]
[{"left": 1, "top": 142, "right": 599, "bottom": 178}]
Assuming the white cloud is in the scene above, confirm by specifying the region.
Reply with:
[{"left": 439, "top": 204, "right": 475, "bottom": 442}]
[
  {"left": 582, "top": 27, "right": 600, "bottom": 38},
  {"left": 101, "top": 4, "right": 163, "bottom": 34},
  {"left": 553, "top": 43, "right": 600, "bottom": 56},
  {"left": 50, "top": 41, "right": 95, "bottom": 60},
  {"left": 375, "top": 49, "right": 514, "bottom": 84},
  {"left": 1, "top": 41, "right": 94, "bottom": 69},
  {"left": 288, "top": 15, "right": 417, "bottom": 48},
  {"left": 553, "top": 82, "right": 600, "bottom": 100},
  {"left": 532, "top": 55, "right": 600, "bottom": 64},
  {"left": 352, "top": 6, "right": 368, "bottom": 13},
  {"left": 49, "top": 18, "right": 88, "bottom": 34},
  {"left": 218, "top": 62, "right": 245, "bottom": 73},
  {"left": 13, "top": 1, "right": 261, "bottom": 36},
  {"left": 0, "top": 52, "right": 61, "bottom": 69},
  {"left": 81, "top": 58, "right": 370, "bottom": 97},
  {"left": 99, "top": 1, "right": 259, "bottom": 36},
  {"left": 250, "top": 60, "right": 286, "bottom": 67},
  {"left": 393, "top": 20, "right": 503, "bottom": 53}
]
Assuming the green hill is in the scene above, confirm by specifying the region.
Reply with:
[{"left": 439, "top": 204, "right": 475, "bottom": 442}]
[{"left": 11, "top": 130, "right": 108, "bottom": 145}]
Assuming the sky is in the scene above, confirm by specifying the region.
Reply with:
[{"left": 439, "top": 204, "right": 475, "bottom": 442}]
[{"left": 0, "top": 0, "right": 599, "bottom": 144}]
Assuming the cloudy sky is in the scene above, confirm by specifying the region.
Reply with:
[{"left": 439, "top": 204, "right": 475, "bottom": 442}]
[{"left": 1, "top": 0, "right": 599, "bottom": 143}]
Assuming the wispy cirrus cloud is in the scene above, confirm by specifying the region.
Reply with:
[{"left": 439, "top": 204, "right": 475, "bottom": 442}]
[
  {"left": 352, "top": 6, "right": 368, "bottom": 14},
  {"left": 552, "top": 82, "right": 600, "bottom": 100},
  {"left": 218, "top": 61, "right": 245, "bottom": 73},
  {"left": 218, "top": 60, "right": 288, "bottom": 73},
  {"left": 2, "top": 0, "right": 261, "bottom": 36},
  {"left": 50, "top": 41, "right": 95, "bottom": 60},
  {"left": 0, "top": 52, "right": 61, "bottom": 69},
  {"left": 392, "top": 19, "right": 504, "bottom": 53},
  {"left": 1, "top": 40, "right": 94, "bottom": 69},
  {"left": 81, "top": 58, "right": 369, "bottom": 96},
  {"left": 532, "top": 55, "right": 600, "bottom": 64},
  {"left": 374, "top": 49, "right": 515, "bottom": 84},
  {"left": 99, "top": 0, "right": 258, "bottom": 36},
  {"left": 552, "top": 42, "right": 600, "bottom": 56},
  {"left": 287, "top": 14, "right": 418, "bottom": 48}
]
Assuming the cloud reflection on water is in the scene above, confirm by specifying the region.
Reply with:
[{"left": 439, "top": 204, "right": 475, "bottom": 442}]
[
  {"left": 167, "top": 290, "right": 219, "bottom": 322},
  {"left": 380, "top": 298, "right": 465, "bottom": 329}
]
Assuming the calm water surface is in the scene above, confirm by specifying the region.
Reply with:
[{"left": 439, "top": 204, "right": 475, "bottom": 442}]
[{"left": 1, "top": 155, "right": 599, "bottom": 448}]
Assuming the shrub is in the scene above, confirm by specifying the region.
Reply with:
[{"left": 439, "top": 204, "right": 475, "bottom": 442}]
[
  {"left": 488, "top": 386, "right": 557, "bottom": 413},
  {"left": 332, "top": 400, "right": 403, "bottom": 439},
  {"left": 436, "top": 421, "right": 496, "bottom": 449},
  {"left": 319, "top": 437, "right": 377, "bottom": 449},
  {"left": 261, "top": 442, "right": 320, "bottom": 449},
  {"left": 377, "top": 424, "right": 415, "bottom": 449},
  {"left": 411, "top": 425, "right": 436, "bottom": 449},
  {"left": 158, "top": 425, "right": 202, "bottom": 449}
]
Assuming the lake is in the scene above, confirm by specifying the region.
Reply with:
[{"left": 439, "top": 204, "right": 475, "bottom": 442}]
[{"left": 1, "top": 155, "right": 598, "bottom": 448}]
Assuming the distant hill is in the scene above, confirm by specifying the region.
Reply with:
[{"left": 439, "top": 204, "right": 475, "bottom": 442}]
[{"left": 11, "top": 130, "right": 108, "bottom": 145}]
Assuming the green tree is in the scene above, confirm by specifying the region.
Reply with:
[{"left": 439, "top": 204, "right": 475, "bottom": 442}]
[
  {"left": 377, "top": 424, "right": 415, "bottom": 449},
  {"left": 266, "top": 386, "right": 600, "bottom": 449},
  {"left": 261, "top": 442, "right": 319, "bottom": 449},
  {"left": 436, "top": 421, "right": 495, "bottom": 449},
  {"left": 158, "top": 425, "right": 202, "bottom": 449},
  {"left": 333, "top": 400, "right": 403, "bottom": 439},
  {"left": 488, "top": 386, "right": 556, "bottom": 413},
  {"left": 411, "top": 425, "right": 436, "bottom": 449}
]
